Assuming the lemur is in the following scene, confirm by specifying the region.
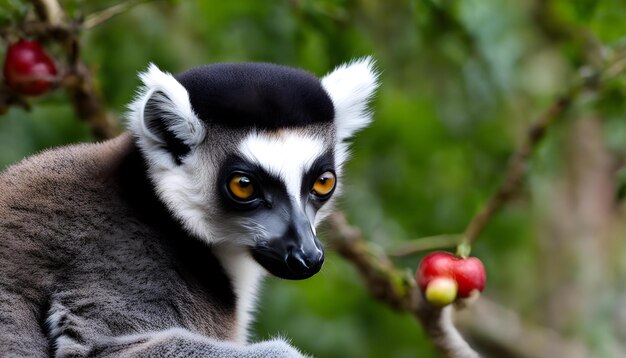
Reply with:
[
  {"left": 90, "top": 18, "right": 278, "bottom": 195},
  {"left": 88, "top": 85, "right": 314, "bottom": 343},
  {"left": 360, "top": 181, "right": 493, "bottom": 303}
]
[{"left": 0, "top": 58, "right": 378, "bottom": 357}]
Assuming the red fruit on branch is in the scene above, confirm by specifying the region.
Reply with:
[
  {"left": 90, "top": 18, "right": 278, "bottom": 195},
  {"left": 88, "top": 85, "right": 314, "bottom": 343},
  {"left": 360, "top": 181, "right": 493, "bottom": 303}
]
[
  {"left": 452, "top": 256, "right": 486, "bottom": 298},
  {"left": 3, "top": 39, "right": 58, "bottom": 96},
  {"left": 417, "top": 251, "right": 486, "bottom": 305}
]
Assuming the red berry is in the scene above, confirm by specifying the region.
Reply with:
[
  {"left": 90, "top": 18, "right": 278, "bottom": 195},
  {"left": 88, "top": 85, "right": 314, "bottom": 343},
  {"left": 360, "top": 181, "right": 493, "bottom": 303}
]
[
  {"left": 3, "top": 39, "right": 58, "bottom": 96},
  {"left": 417, "top": 252, "right": 455, "bottom": 290},
  {"left": 417, "top": 251, "right": 486, "bottom": 300},
  {"left": 452, "top": 256, "right": 486, "bottom": 298}
]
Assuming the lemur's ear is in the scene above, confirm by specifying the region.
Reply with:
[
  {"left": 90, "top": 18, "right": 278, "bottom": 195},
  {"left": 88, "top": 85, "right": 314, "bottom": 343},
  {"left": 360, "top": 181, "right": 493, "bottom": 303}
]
[
  {"left": 128, "top": 63, "right": 205, "bottom": 164},
  {"left": 321, "top": 57, "right": 379, "bottom": 143}
]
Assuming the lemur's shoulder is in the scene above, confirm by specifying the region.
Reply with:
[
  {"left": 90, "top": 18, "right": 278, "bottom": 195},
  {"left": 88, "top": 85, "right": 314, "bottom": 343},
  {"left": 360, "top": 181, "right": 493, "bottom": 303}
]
[{"left": 0, "top": 133, "right": 134, "bottom": 201}]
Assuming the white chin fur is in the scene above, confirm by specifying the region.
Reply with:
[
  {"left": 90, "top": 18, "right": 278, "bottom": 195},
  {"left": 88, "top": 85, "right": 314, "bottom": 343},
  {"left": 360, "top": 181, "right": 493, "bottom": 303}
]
[{"left": 213, "top": 246, "right": 265, "bottom": 344}]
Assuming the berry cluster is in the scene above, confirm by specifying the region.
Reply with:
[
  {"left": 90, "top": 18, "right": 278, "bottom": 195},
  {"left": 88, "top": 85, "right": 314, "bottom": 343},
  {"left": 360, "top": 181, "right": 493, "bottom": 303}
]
[{"left": 416, "top": 252, "right": 486, "bottom": 307}]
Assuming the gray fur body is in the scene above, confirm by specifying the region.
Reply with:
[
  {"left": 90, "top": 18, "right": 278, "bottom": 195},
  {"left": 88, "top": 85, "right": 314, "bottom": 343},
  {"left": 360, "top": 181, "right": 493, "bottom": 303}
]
[{"left": 0, "top": 134, "right": 261, "bottom": 356}]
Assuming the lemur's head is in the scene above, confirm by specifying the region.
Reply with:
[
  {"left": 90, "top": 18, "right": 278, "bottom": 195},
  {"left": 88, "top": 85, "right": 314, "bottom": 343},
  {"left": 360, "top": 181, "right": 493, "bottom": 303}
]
[{"left": 128, "top": 59, "right": 378, "bottom": 280}]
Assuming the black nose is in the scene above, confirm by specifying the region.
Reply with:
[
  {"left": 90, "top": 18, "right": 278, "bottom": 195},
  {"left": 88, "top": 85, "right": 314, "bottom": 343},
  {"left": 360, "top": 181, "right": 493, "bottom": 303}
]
[
  {"left": 286, "top": 248, "right": 325, "bottom": 276},
  {"left": 250, "top": 207, "right": 326, "bottom": 280}
]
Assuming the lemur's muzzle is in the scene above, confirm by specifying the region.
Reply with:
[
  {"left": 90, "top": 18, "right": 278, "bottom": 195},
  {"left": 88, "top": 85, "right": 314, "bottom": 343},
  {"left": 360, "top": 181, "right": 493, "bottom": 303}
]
[{"left": 251, "top": 209, "right": 324, "bottom": 280}]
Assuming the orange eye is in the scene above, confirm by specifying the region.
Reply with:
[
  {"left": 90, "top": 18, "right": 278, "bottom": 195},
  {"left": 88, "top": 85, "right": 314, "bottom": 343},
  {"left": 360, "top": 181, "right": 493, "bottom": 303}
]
[
  {"left": 229, "top": 174, "right": 255, "bottom": 200},
  {"left": 312, "top": 171, "right": 336, "bottom": 197}
]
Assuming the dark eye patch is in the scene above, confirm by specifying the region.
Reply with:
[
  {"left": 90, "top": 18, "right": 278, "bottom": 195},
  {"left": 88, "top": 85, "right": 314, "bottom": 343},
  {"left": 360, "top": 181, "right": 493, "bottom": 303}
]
[
  {"left": 301, "top": 150, "right": 336, "bottom": 202},
  {"left": 217, "top": 155, "right": 288, "bottom": 211}
]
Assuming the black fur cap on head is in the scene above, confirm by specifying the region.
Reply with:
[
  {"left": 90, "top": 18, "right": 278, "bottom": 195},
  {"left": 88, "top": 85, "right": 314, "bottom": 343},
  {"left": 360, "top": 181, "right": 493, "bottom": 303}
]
[
  {"left": 129, "top": 58, "right": 377, "bottom": 167},
  {"left": 174, "top": 63, "right": 335, "bottom": 129}
]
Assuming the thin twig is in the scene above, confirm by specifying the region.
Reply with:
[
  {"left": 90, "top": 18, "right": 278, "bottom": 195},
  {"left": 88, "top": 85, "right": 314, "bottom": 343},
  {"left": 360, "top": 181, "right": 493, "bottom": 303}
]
[
  {"left": 462, "top": 95, "right": 573, "bottom": 245},
  {"left": 461, "top": 46, "right": 626, "bottom": 246},
  {"left": 603, "top": 48, "right": 626, "bottom": 80},
  {"left": 83, "top": 0, "right": 154, "bottom": 30},
  {"left": 386, "top": 90, "right": 577, "bottom": 256},
  {"left": 389, "top": 234, "right": 463, "bottom": 257},
  {"left": 31, "top": 0, "right": 64, "bottom": 25}
]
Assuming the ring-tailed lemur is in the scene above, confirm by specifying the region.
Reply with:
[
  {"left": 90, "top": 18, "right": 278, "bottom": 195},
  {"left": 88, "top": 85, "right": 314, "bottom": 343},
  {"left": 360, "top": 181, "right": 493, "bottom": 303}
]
[{"left": 0, "top": 58, "right": 378, "bottom": 357}]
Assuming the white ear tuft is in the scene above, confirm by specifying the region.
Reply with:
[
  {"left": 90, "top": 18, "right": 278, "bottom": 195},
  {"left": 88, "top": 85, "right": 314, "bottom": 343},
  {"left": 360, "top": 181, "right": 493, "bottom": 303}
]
[
  {"left": 127, "top": 63, "right": 205, "bottom": 162},
  {"left": 321, "top": 56, "right": 379, "bottom": 143}
]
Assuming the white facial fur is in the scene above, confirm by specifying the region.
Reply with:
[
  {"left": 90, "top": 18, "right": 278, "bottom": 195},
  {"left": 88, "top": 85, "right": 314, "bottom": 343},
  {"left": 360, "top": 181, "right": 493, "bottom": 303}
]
[{"left": 239, "top": 131, "right": 326, "bottom": 200}]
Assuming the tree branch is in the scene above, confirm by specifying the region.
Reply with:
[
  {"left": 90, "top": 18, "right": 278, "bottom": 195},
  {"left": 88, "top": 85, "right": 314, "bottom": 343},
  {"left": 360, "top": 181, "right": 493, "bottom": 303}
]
[
  {"left": 462, "top": 95, "right": 572, "bottom": 245},
  {"left": 461, "top": 47, "right": 626, "bottom": 246},
  {"left": 28, "top": 0, "right": 120, "bottom": 139},
  {"left": 325, "top": 212, "right": 480, "bottom": 357}
]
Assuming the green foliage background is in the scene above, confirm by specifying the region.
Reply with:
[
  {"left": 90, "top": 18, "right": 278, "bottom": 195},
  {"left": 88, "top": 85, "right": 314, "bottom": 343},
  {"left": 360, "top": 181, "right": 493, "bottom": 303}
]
[{"left": 2, "top": 0, "right": 626, "bottom": 356}]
